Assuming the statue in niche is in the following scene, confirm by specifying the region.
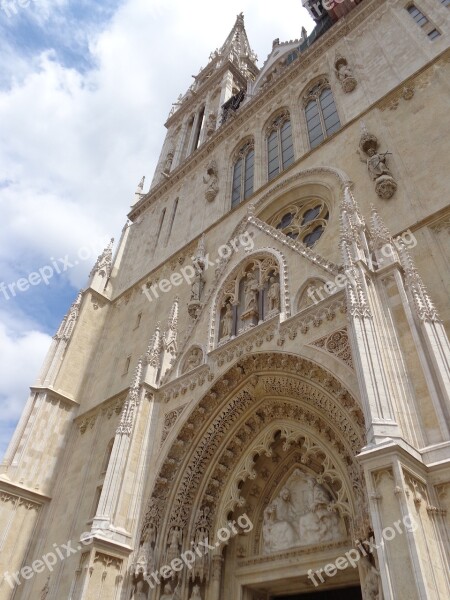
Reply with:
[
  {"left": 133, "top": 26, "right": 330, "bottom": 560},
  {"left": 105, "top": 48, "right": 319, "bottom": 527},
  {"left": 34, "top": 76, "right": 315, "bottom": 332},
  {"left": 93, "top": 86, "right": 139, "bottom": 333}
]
[
  {"left": 334, "top": 54, "right": 357, "bottom": 93},
  {"left": 163, "top": 151, "right": 174, "bottom": 176},
  {"left": 190, "top": 262, "right": 205, "bottom": 303},
  {"left": 189, "top": 584, "right": 202, "bottom": 600},
  {"left": 267, "top": 276, "right": 280, "bottom": 313},
  {"left": 221, "top": 302, "right": 233, "bottom": 339},
  {"left": 206, "top": 113, "right": 217, "bottom": 137},
  {"left": 188, "top": 236, "right": 206, "bottom": 319},
  {"left": 165, "top": 527, "right": 183, "bottom": 566},
  {"left": 203, "top": 160, "right": 219, "bottom": 202},
  {"left": 262, "top": 470, "right": 344, "bottom": 554},
  {"left": 359, "top": 124, "right": 397, "bottom": 199},
  {"left": 191, "top": 507, "right": 210, "bottom": 582},
  {"left": 161, "top": 582, "right": 175, "bottom": 600},
  {"left": 131, "top": 580, "right": 148, "bottom": 600},
  {"left": 133, "top": 540, "right": 154, "bottom": 577},
  {"left": 244, "top": 270, "right": 259, "bottom": 313}
]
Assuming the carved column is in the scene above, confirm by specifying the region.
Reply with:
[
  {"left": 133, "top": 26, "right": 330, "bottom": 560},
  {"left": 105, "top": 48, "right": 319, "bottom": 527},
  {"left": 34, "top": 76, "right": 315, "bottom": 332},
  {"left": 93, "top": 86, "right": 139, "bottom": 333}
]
[
  {"left": 208, "top": 555, "right": 223, "bottom": 600},
  {"left": 91, "top": 362, "right": 144, "bottom": 544}
]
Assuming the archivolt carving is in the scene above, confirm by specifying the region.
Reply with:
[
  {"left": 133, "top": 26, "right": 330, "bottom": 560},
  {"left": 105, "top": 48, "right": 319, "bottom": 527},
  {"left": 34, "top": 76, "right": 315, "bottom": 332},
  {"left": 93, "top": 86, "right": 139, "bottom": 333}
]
[
  {"left": 219, "top": 423, "right": 352, "bottom": 533},
  {"left": 141, "top": 353, "right": 365, "bottom": 549}
]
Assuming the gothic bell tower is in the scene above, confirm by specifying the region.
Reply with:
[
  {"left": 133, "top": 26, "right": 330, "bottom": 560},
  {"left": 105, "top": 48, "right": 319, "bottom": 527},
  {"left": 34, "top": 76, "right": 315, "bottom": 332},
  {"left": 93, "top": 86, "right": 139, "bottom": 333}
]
[{"left": 150, "top": 13, "right": 259, "bottom": 189}]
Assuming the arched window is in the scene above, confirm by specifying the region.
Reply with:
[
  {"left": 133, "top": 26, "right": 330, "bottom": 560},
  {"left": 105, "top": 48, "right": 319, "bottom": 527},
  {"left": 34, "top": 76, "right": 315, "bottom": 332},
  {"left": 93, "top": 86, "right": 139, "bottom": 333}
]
[
  {"left": 266, "top": 111, "right": 294, "bottom": 181},
  {"left": 231, "top": 141, "right": 255, "bottom": 208},
  {"left": 268, "top": 199, "right": 329, "bottom": 248},
  {"left": 304, "top": 80, "right": 340, "bottom": 149}
]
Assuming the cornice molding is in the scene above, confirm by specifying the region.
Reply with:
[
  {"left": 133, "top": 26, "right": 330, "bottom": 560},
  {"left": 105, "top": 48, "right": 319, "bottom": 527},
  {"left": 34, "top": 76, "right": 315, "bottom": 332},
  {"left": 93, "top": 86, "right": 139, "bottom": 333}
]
[{"left": 30, "top": 386, "right": 78, "bottom": 407}]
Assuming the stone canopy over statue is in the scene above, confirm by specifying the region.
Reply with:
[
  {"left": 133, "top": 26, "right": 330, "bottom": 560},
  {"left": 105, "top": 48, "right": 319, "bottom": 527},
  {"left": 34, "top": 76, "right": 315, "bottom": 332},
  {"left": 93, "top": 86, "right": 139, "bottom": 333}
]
[
  {"left": 262, "top": 469, "right": 345, "bottom": 554},
  {"left": 218, "top": 259, "right": 281, "bottom": 340}
]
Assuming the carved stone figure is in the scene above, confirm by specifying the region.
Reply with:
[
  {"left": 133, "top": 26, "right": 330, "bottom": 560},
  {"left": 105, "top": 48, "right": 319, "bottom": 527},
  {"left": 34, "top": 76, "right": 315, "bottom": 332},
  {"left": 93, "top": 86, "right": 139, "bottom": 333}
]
[
  {"left": 165, "top": 527, "right": 182, "bottom": 565},
  {"left": 299, "top": 477, "right": 342, "bottom": 544},
  {"left": 133, "top": 540, "right": 154, "bottom": 577},
  {"left": 262, "top": 470, "right": 344, "bottom": 553},
  {"left": 206, "top": 113, "right": 217, "bottom": 136},
  {"left": 263, "top": 488, "right": 299, "bottom": 552},
  {"left": 334, "top": 54, "right": 357, "bottom": 93},
  {"left": 183, "top": 347, "right": 203, "bottom": 373},
  {"left": 190, "top": 261, "right": 205, "bottom": 303},
  {"left": 267, "top": 276, "right": 280, "bottom": 313},
  {"left": 362, "top": 556, "right": 380, "bottom": 600},
  {"left": 189, "top": 584, "right": 202, "bottom": 600},
  {"left": 221, "top": 302, "right": 233, "bottom": 338},
  {"left": 359, "top": 125, "right": 397, "bottom": 199},
  {"left": 163, "top": 151, "right": 174, "bottom": 175},
  {"left": 188, "top": 236, "right": 207, "bottom": 319},
  {"left": 131, "top": 580, "right": 148, "bottom": 600},
  {"left": 244, "top": 270, "right": 259, "bottom": 313},
  {"left": 161, "top": 582, "right": 174, "bottom": 600},
  {"left": 203, "top": 161, "right": 219, "bottom": 202}
]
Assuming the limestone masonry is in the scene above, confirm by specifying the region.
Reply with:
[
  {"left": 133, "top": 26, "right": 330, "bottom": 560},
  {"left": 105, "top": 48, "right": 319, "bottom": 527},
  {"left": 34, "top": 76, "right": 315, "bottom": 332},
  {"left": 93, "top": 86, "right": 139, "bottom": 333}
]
[{"left": 1, "top": 1, "right": 450, "bottom": 598}]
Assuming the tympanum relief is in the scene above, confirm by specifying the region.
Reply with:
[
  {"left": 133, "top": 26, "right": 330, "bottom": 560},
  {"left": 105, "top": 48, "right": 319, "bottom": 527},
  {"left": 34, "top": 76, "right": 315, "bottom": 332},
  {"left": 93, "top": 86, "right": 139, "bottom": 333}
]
[{"left": 262, "top": 469, "right": 345, "bottom": 554}]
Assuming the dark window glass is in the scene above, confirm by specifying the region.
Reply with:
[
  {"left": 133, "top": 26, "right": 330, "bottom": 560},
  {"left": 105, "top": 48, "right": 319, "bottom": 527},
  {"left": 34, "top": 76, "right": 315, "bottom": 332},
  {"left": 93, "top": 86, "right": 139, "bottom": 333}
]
[
  {"left": 232, "top": 145, "right": 254, "bottom": 207},
  {"left": 306, "top": 87, "right": 340, "bottom": 148},
  {"left": 304, "top": 226, "right": 324, "bottom": 247}
]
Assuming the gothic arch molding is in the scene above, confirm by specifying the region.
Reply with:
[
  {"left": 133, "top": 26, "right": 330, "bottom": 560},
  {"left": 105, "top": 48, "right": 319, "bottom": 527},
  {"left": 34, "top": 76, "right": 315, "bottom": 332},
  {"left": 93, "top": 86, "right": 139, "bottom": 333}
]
[{"left": 141, "top": 353, "right": 366, "bottom": 557}]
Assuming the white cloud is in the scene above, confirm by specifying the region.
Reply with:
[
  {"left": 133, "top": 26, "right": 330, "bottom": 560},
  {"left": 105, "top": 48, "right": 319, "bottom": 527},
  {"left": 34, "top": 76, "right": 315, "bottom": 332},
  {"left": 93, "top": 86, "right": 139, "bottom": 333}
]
[
  {"left": 0, "top": 311, "right": 52, "bottom": 458},
  {"left": 0, "top": 0, "right": 313, "bottom": 452}
]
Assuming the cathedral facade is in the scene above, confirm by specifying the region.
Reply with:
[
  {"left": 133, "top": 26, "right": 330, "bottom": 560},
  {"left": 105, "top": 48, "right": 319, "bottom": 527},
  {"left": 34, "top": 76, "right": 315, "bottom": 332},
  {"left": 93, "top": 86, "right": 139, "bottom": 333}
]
[{"left": 1, "top": 1, "right": 450, "bottom": 598}]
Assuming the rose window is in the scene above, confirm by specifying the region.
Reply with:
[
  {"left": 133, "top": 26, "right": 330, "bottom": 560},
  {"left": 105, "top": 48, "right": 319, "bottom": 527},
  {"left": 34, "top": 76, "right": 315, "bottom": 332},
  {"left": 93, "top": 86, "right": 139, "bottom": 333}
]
[{"left": 268, "top": 200, "right": 329, "bottom": 247}]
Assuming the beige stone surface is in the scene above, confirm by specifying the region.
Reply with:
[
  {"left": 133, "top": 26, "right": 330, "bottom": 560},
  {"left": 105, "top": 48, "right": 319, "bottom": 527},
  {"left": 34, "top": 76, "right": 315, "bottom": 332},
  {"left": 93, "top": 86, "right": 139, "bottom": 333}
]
[{"left": 1, "top": 1, "right": 450, "bottom": 599}]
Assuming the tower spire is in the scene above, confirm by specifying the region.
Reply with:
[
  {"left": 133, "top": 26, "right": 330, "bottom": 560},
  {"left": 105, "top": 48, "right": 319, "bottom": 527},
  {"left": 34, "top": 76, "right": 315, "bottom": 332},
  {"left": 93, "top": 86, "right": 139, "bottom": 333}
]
[{"left": 221, "top": 13, "right": 256, "bottom": 64}]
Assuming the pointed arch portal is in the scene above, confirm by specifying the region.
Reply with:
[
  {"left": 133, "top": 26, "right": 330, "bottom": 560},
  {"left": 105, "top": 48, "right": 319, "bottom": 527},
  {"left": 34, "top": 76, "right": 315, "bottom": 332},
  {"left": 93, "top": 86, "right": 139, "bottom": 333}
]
[{"left": 141, "top": 352, "right": 369, "bottom": 599}]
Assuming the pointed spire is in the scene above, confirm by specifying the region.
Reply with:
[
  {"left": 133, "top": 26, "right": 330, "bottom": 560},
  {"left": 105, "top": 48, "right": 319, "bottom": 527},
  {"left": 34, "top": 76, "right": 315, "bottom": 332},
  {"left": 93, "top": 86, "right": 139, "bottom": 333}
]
[
  {"left": 55, "top": 290, "right": 83, "bottom": 341},
  {"left": 397, "top": 241, "right": 440, "bottom": 322},
  {"left": 136, "top": 176, "right": 145, "bottom": 193},
  {"left": 164, "top": 297, "right": 179, "bottom": 353},
  {"left": 90, "top": 238, "right": 114, "bottom": 279},
  {"left": 145, "top": 323, "right": 162, "bottom": 368},
  {"left": 368, "top": 204, "right": 392, "bottom": 250},
  {"left": 213, "top": 13, "right": 257, "bottom": 75},
  {"left": 117, "top": 359, "right": 144, "bottom": 436}
]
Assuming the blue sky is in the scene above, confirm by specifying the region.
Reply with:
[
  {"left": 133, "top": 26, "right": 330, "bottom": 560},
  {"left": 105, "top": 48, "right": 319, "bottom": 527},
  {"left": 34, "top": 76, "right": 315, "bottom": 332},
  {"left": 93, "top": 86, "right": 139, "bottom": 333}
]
[{"left": 0, "top": 0, "right": 313, "bottom": 457}]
